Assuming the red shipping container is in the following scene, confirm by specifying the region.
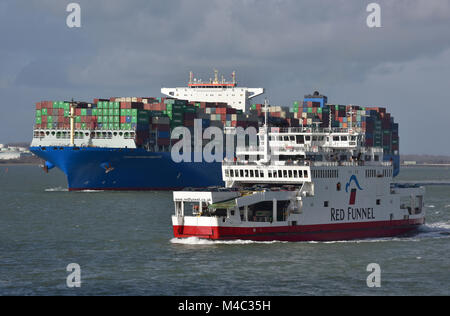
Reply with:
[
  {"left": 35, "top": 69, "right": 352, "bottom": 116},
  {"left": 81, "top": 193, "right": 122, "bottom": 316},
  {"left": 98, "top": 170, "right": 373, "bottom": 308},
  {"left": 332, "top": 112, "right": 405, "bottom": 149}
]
[
  {"left": 120, "top": 116, "right": 126, "bottom": 123},
  {"left": 35, "top": 102, "right": 42, "bottom": 110}
]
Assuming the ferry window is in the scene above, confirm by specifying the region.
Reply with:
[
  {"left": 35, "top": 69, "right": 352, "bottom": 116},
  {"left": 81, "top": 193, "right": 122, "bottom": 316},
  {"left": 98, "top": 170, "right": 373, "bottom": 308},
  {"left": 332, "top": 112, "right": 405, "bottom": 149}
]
[
  {"left": 376, "top": 199, "right": 381, "bottom": 205},
  {"left": 278, "top": 170, "right": 283, "bottom": 178},
  {"left": 337, "top": 182, "right": 341, "bottom": 191},
  {"left": 283, "top": 170, "right": 288, "bottom": 178},
  {"left": 290, "top": 136, "right": 295, "bottom": 141},
  {"left": 250, "top": 170, "right": 254, "bottom": 177},
  {"left": 225, "top": 169, "right": 229, "bottom": 177},
  {"left": 245, "top": 169, "right": 249, "bottom": 177},
  {"left": 273, "top": 170, "right": 277, "bottom": 178},
  {"left": 254, "top": 170, "right": 259, "bottom": 178},
  {"left": 351, "top": 136, "right": 357, "bottom": 141},
  {"left": 374, "top": 155, "right": 379, "bottom": 161},
  {"left": 240, "top": 170, "right": 244, "bottom": 177},
  {"left": 324, "top": 201, "right": 329, "bottom": 207},
  {"left": 288, "top": 170, "right": 293, "bottom": 178},
  {"left": 341, "top": 136, "right": 347, "bottom": 141},
  {"left": 284, "top": 136, "right": 289, "bottom": 141},
  {"left": 229, "top": 169, "right": 234, "bottom": 177},
  {"left": 268, "top": 171, "right": 272, "bottom": 178},
  {"left": 260, "top": 170, "right": 264, "bottom": 177},
  {"left": 298, "top": 170, "right": 303, "bottom": 178},
  {"left": 304, "top": 170, "right": 308, "bottom": 178},
  {"left": 312, "top": 136, "right": 318, "bottom": 141},
  {"left": 333, "top": 136, "right": 339, "bottom": 141},
  {"left": 293, "top": 170, "right": 298, "bottom": 178},
  {"left": 305, "top": 136, "right": 311, "bottom": 141}
]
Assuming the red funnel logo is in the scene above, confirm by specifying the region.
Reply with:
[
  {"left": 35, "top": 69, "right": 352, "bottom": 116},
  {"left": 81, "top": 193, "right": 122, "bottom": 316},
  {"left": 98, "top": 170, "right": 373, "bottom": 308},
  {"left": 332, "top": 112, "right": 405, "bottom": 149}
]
[{"left": 349, "top": 188, "right": 357, "bottom": 205}]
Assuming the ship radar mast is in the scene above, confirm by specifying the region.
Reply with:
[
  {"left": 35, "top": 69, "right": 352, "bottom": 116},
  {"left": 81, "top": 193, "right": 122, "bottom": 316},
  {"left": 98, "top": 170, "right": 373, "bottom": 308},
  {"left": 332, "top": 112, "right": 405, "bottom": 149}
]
[{"left": 262, "top": 98, "right": 270, "bottom": 164}]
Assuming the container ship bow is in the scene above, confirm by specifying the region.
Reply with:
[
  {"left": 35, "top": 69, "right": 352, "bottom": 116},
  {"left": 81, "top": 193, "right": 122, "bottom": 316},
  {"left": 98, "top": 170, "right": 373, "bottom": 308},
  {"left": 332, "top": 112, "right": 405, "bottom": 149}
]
[{"left": 30, "top": 72, "right": 400, "bottom": 191}]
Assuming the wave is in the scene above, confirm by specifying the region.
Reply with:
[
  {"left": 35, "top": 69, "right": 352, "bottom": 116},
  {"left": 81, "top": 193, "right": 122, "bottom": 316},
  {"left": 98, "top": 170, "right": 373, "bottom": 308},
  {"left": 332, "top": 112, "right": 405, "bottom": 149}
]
[
  {"left": 75, "top": 190, "right": 104, "bottom": 193},
  {"left": 170, "top": 237, "right": 285, "bottom": 245},
  {"left": 45, "top": 187, "right": 68, "bottom": 192}
]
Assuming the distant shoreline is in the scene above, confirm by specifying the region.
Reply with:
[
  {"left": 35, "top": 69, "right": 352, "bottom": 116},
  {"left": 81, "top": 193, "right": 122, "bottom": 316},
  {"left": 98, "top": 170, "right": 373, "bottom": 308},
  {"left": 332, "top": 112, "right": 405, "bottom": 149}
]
[
  {"left": 0, "top": 162, "right": 40, "bottom": 166},
  {"left": 401, "top": 164, "right": 450, "bottom": 167}
]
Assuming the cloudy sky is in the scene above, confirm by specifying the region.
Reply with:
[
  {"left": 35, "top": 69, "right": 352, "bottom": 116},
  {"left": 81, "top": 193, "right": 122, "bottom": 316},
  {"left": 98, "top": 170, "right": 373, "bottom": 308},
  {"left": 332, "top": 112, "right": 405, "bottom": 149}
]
[{"left": 1, "top": 0, "right": 450, "bottom": 154}]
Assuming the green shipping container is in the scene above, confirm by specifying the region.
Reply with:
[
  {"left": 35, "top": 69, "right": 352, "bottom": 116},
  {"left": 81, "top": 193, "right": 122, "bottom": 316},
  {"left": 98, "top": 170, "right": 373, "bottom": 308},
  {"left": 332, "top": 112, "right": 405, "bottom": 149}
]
[
  {"left": 47, "top": 122, "right": 53, "bottom": 129},
  {"left": 81, "top": 109, "right": 87, "bottom": 116},
  {"left": 42, "top": 108, "right": 48, "bottom": 115},
  {"left": 92, "top": 108, "right": 98, "bottom": 116},
  {"left": 36, "top": 110, "right": 42, "bottom": 117},
  {"left": 36, "top": 117, "right": 42, "bottom": 124}
]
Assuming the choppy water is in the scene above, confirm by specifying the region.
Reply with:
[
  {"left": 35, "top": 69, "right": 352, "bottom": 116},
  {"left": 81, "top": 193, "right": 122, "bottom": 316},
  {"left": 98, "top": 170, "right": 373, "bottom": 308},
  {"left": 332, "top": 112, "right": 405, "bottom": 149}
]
[{"left": 0, "top": 165, "right": 449, "bottom": 295}]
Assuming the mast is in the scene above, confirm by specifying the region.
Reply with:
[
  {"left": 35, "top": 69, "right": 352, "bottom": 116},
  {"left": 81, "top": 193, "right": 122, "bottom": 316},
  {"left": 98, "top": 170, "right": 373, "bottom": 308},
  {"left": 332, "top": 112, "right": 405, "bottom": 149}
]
[
  {"left": 262, "top": 99, "right": 270, "bottom": 163},
  {"left": 69, "top": 99, "right": 76, "bottom": 146}
]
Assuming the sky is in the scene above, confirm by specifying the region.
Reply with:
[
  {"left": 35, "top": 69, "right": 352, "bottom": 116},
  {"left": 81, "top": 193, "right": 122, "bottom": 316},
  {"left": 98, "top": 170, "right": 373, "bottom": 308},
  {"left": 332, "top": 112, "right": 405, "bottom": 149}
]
[{"left": 1, "top": 0, "right": 450, "bottom": 154}]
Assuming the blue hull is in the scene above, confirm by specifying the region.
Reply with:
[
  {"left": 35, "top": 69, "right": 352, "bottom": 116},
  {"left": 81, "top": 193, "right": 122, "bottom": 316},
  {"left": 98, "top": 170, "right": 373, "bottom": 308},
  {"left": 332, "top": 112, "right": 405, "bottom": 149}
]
[
  {"left": 30, "top": 146, "right": 223, "bottom": 190},
  {"left": 30, "top": 147, "right": 400, "bottom": 191}
]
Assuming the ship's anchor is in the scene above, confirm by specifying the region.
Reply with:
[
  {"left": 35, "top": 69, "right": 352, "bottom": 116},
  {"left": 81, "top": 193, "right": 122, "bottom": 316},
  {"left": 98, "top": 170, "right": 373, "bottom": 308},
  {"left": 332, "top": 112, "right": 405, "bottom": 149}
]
[
  {"left": 42, "top": 161, "right": 55, "bottom": 173},
  {"left": 100, "top": 162, "right": 115, "bottom": 174}
]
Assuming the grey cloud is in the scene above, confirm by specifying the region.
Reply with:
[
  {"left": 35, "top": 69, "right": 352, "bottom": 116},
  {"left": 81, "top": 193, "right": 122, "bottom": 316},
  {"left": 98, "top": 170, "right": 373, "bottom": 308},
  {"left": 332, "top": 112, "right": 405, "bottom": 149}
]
[{"left": 0, "top": 0, "right": 450, "bottom": 154}]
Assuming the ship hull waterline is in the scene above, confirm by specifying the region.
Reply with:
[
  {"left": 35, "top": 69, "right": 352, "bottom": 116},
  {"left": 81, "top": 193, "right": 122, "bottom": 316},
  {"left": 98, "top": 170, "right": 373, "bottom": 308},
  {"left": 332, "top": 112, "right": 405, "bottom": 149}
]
[{"left": 173, "top": 218, "right": 425, "bottom": 242}]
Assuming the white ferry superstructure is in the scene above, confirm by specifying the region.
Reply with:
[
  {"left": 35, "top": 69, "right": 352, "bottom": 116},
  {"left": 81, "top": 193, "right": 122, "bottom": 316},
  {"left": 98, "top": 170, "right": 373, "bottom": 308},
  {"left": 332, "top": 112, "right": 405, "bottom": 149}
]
[{"left": 171, "top": 109, "right": 425, "bottom": 241}]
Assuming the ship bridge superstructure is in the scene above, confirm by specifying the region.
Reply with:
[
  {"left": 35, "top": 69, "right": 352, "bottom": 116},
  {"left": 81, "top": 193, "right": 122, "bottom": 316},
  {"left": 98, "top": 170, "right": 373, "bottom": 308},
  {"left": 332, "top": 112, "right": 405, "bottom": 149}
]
[{"left": 161, "top": 70, "right": 264, "bottom": 112}]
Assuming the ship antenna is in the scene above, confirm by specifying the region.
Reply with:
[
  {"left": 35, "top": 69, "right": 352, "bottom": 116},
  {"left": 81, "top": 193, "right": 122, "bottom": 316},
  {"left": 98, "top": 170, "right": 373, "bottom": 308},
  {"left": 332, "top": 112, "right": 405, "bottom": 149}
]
[
  {"left": 264, "top": 98, "right": 269, "bottom": 126},
  {"left": 328, "top": 105, "right": 332, "bottom": 134},
  {"left": 262, "top": 98, "right": 270, "bottom": 163}
]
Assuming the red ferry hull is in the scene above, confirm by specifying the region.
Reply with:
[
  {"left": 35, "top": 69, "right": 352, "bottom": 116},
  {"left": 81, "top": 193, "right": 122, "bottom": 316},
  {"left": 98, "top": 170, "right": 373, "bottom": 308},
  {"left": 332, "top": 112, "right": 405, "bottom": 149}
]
[{"left": 173, "top": 218, "right": 425, "bottom": 242}]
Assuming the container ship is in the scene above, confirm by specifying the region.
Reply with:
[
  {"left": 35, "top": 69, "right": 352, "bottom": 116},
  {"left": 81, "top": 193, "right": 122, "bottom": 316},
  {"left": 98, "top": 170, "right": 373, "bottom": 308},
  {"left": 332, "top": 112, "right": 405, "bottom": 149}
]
[
  {"left": 171, "top": 103, "right": 424, "bottom": 242},
  {"left": 30, "top": 71, "right": 400, "bottom": 191}
]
